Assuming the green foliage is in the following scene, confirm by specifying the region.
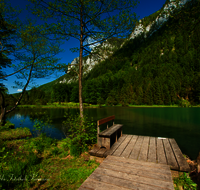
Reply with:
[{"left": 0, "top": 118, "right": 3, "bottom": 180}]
[
  {"left": 173, "top": 173, "right": 197, "bottom": 190},
  {"left": 50, "top": 146, "right": 60, "bottom": 157},
  {"left": 0, "top": 0, "right": 18, "bottom": 88},
  {"left": 62, "top": 113, "right": 97, "bottom": 157},
  {"left": 18, "top": 87, "right": 48, "bottom": 105},
  {"left": 59, "top": 166, "right": 96, "bottom": 185},
  {"left": 106, "top": 89, "right": 118, "bottom": 106},
  {"left": 51, "top": 83, "right": 69, "bottom": 103},
  {"left": 59, "top": 137, "right": 71, "bottom": 151},
  {"left": 178, "top": 98, "right": 191, "bottom": 107},
  {"left": 0, "top": 146, "right": 9, "bottom": 169},
  {"left": 0, "top": 130, "right": 98, "bottom": 190},
  {"left": 0, "top": 148, "right": 40, "bottom": 189},
  {"left": 23, "top": 134, "right": 56, "bottom": 155},
  {"left": 0, "top": 121, "right": 14, "bottom": 131},
  {"left": 70, "top": 85, "right": 79, "bottom": 103},
  {"left": 97, "top": 97, "right": 104, "bottom": 107},
  {"left": 0, "top": 127, "right": 31, "bottom": 141}
]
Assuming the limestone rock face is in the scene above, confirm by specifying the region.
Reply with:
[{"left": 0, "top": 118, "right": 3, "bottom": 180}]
[
  {"left": 130, "top": 0, "right": 190, "bottom": 40},
  {"left": 59, "top": 38, "right": 123, "bottom": 83}
]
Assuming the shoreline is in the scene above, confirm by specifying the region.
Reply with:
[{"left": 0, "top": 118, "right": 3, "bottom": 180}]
[{"left": 17, "top": 104, "right": 200, "bottom": 109}]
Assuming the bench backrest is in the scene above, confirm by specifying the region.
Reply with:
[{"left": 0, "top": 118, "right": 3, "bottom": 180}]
[{"left": 97, "top": 115, "right": 115, "bottom": 135}]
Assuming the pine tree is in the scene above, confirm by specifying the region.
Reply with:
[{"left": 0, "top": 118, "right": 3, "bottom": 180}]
[
  {"left": 169, "top": 82, "right": 177, "bottom": 104},
  {"left": 163, "top": 84, "right": 171, "bottom": 105},
  {"left": 153, "top": 78, "right": 163, "bottom": 105},
  {"left": 136, "top": 86, "right": 143, "bottom": 105}
]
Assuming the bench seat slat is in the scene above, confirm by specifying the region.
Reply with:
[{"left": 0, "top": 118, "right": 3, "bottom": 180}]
[{"left": 99, "top": 124, "right": 123, "bottom": 137}]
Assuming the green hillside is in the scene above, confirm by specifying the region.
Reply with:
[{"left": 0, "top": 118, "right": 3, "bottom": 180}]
[{"left": 22, "top": 0, "right": 200, "bottom": 106}]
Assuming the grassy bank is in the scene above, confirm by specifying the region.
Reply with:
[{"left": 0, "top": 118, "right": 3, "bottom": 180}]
[
  {"left": 0, "top": 124, "right": 99, "bottom": 190},
  {"left": 128, "top": 104, "right": 179, "bottom": 107},
  {"left": 18, "top": 102, "right": 101, "bottom": 108},
  {"left": 18, "top": 102, "right": 200, "bottom": 108},
  {"left": 18, "top": 103, "right": 179, "bottom": 108}
]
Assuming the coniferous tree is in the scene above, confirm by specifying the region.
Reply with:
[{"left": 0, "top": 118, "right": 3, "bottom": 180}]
[
  {"left": 169, "top": 82, "right": 177, "bottom": 104},
  {"left": 136, "top": 86, "right": 143, "bottom": 105},
  {"left": 163, "top": 84, "right": 171, "bottom": 105}
]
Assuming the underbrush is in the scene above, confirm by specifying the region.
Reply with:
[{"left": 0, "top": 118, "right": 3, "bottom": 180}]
[
  {"left": 0, "top": 133, "right": 99, "bottom": 190},
  {"left": 174, "top": 172, "right": 197, "bottom": 190}
]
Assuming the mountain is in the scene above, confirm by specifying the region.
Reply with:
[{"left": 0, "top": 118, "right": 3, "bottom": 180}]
[
  {"left": 129, "top": 0, "right": 190, "bottom": 40},
  {"left": 56, "top": 0, "right": 191, "bottom": 85},
  {"left": 34, "top": 0, "right": 200, "bottom": 106}
]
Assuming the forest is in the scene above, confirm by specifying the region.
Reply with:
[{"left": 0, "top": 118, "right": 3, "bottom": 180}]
[{"left": 7, "top": 0, "right": 200, "bottom": 107}]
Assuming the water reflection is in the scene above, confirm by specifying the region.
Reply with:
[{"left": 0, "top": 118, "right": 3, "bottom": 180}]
[{"left": 6, "top": 107, "right": 200, "bottom": 160}]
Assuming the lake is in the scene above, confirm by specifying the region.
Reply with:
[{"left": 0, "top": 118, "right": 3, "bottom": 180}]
[{"left": 6, "top": 107, "right": 200, "bottom": 160}]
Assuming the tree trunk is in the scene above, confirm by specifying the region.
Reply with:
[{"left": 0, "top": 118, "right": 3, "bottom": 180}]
[
  {"left": 79, "top": 1, "right": 84, "bottom": 119},
  {"left": 197, "top": 151, "right": 200, "bottom": 173}
]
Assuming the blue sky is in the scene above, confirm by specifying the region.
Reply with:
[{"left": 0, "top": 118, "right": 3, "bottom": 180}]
[{"left": 3, "top": 0, "right": 167, "bottom": 94}]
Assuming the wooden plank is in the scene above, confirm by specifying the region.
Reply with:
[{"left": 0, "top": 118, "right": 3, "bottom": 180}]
[
  {"left": 103, "top": 156, "right": 172, "bottom": 176},
  {"left": 94, "top": 166, "right": 174, "bottom": 190},
  {"left": 163, "top": 138, "right": 179, "bottom": 170},
  {"left": 99, "top": 124, "right": 122, "bottom": 137},
  {"left": 106, "top": 155, "right": 170, "bottom": 170},
  {"left": 121, "top": 135, "right": 138, "bottom": 158},
  {"left": 90, "top": 171, "right": 168, "bottom": 190},
  {"left": 80, "top": 178, "right": 129, "bottom": 190},
  {"left": 104, "top": 135, "right": 127, "bottom": 157},
  {"left": 169, "top": 138, "right": 190, "bottom": 172},
  {"left": 99, "top": 162, "right": 172, "bottom": 182},
  {"left": 112, "top": 135, "right": 132, "bottom": 157},
  {"left": 147, "top": 137, "right": 157, "bottom": 163},
  {"left": 105, "top": 124, "right": 122, "bottom": 137},
  {"left": 138, "top": 136, "right": 150, "bottom": 161},
  {"left": 96, "top": 147, "right": 108, "bottom": 158},
  {"left": 157, "top": 138, "right": 167, "bottom": 165},
  {"left": 89, "top": 146, "right": 101, "bottom": 156},
  {"left": 129, "top": 136, "right": 144, "bottom": 160},
  {"left": 98, "top": 115, "right": 115, "bottom": 126}
]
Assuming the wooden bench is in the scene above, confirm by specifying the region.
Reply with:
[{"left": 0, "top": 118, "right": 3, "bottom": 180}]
[{"left": 97, "top": 115, "right": 123, "bottom": 149}]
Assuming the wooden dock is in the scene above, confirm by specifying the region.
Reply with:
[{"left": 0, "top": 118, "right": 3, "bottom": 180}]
[
  {"left": 89, "top": 134, "right": 190, "bottom": 172},
  {"left": 78, "top": 155, "right": 174, "bottom": 190}
]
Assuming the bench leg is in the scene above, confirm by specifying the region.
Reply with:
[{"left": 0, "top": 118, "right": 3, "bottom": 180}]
[
  {"left": 98, "top": 137, "right": 110, "bottom": 149},
  {"left": 115, "top": 128, "right": 121, "bottom": 142},
  {"left": 97, "top": 136, "right": 102, "bottom": 147}
]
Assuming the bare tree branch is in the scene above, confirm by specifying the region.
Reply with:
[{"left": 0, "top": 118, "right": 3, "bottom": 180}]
[
  {"left": 0, "top": 41, "right": 3, "bottom": 52},
  {"left": 6, "top": 61, "right": 34, "bottom": 114},
  {"left": 0, "top": 64, "right": 31, "bottom": 79}
]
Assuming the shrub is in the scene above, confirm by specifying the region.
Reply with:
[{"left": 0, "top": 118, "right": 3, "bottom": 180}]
[
  {"left": 178, "top": 98, "right": 191, "bottom": 107},
  {"left": 62, "top": 113, "right": 97, "bottom": 157},
  {"left": 173, "top": 172, "right": 197, "bottom": 190}
]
